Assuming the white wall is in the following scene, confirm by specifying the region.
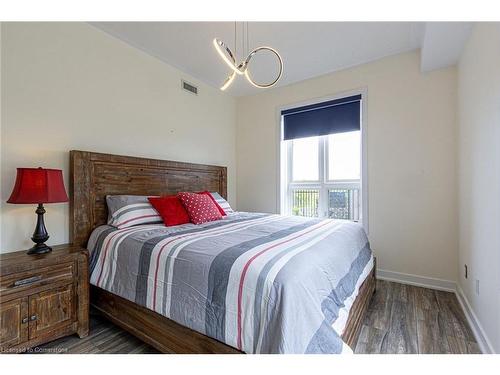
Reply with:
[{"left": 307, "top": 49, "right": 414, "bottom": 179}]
[
  {"left": 236, "top": 51, "right": 458, "bottom": 282},
  {"left": 457, "top": 23, "right": 500, "bottom": 353},
  {"left": 0, "top": 22, "right": 236, "bottom": 252}
]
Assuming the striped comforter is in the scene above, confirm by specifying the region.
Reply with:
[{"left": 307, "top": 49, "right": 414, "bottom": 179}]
[{"left": 88, "top": 212, "right": 373, "bottom": 354}]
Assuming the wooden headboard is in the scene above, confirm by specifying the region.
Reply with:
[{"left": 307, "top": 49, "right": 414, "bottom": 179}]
[{"left": 69, "top": 150, "right": 227, "bottom": 247}]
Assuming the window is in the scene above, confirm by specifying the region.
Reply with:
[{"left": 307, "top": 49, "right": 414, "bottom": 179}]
[
  {"left": 280, "top": 94, "right": 364, "bottom": 224},
  {"left": 292, "top": 137, "right": 319, "bottom": 181},
  {"left": 327, "top": 131, "right": 360, "bottom": 181}
]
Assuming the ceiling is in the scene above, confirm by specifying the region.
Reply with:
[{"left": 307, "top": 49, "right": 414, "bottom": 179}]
[{"left": 91, "top": 22, "right": 471, "bottom": 97}]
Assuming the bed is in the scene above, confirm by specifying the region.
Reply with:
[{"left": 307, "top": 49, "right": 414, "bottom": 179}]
[{"left": 69, "top": 150, "right": 376, "bottom": 354}]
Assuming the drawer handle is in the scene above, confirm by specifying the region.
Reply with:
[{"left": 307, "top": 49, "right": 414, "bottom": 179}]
[
  {"left": 22, "top": 317, "right": 29, "bottom": 324},
  {"left": 30, "top": 315, "right": 38, "bottom": 321},
  {"left": 13, "top": 275, "right": 42, "bottom": 287}
]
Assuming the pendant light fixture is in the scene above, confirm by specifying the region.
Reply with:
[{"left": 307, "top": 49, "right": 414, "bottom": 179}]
[{"left": 213, "top": 22, "right": 283, "bottom": 91}]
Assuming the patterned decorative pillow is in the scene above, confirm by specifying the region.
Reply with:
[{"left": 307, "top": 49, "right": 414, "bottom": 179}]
[
  {"left": 106, "top": 195, "right": 162, "bottom": 229},
  {"left": 177, "top": 192, "right": 223, "bottom": 224},
  {"left": 209, "top": 192, "right": 234, "bottom": 214},
  {"left": 196, "top": 191, "right": 226, "bottom": 216}
]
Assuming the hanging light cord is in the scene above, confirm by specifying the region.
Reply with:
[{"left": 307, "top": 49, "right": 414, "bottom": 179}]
[{"left": 246, "top": 22, "right": 249, "bottom": 55}]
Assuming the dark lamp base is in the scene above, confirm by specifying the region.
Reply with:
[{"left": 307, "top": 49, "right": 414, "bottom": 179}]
[
  {"left": 27, "top": 203, "right": 52, "bottom": 255},
  {"left": 27, "top": 243, "right": 52, "bottom": 255}
]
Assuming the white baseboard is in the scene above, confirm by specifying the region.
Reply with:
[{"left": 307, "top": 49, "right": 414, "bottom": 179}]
[
  {"left": 376, "top": 268, "right": 496, "bottom": 354},
  {"left": 376, "top": 268, "right": 456, "bottom": 292},
  {"left": 455, "top": 285, "right": 496, "bottom": 354}
]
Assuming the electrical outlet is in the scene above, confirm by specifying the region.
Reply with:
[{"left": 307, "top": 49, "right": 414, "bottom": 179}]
[
  {"left": 464, "top": 264, "right": 468, "bottom": 279},
  {"left": 475, "top": 279, "right": 480, "bottom": 295}
]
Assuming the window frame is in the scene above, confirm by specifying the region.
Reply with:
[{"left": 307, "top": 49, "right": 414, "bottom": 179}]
[
  {"left": 277, "top": 89, "right": 368, "bottom": 232},
  {"left": 286, "top": 135, "right": 361, "bottom": 218}
]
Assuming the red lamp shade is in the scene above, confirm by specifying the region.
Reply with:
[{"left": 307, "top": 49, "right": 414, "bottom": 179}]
[{"left": 7, "top": 168, "right": 69, "bottom": 204}]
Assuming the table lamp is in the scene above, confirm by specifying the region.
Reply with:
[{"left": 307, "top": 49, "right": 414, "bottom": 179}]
[{"left": 7, "top": 167, "right": 69, "bottom": 254}]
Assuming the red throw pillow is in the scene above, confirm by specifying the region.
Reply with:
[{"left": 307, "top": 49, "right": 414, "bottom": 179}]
[
  {"left": 177, "top": 192, "right": 223, "bottom": 224},
  {"left": 196, "top": 191, "right": 226, "bottom": 216},
  {"left": 148, "top": 196, "right": 190, "bottom": 227}
]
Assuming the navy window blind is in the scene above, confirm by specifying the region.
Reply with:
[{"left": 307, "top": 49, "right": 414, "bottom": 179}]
[{"left": 282, "top": 94, "right": 361, "bottom": 141}]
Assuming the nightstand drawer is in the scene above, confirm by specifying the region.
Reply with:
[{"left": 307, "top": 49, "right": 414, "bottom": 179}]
[{"left": 0, "top": 262, "right": 74, "bottom": 296}]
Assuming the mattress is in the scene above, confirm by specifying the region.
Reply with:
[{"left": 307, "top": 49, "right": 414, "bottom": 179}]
[{"left": 87, "top": 212, "right": 373, "bottom": 354}]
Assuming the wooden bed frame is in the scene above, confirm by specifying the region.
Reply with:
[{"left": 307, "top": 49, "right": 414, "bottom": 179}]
[{"left": 69, "top": 150, "right": 375, "bottom": 353}]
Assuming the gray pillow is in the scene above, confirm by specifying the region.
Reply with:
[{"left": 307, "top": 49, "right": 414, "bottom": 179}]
[
  {"left": 106, "top": 195, "right": 162, "bottom": 228},
  {"left": 210, "top": 192, "right": 234, "bottom": 214}
]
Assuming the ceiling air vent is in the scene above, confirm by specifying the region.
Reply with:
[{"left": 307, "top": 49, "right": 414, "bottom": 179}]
[{"left": 181, "top": 80, "right": 198, "bottom": 95}]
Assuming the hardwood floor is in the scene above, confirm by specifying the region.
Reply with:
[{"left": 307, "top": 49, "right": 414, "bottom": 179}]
[
  {"left": 35, "top": 280, "right": 480, "bottom": 354},
  {"left": 35, "top": 312, "right": 158, "bottom": 354},
  {"left": 355, "top": 280, "right": 480, "bottom": 354}
]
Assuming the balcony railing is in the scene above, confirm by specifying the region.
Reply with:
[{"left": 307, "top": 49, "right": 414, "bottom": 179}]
[
  {"left": 290, "top": 187, "right": 360, "bottom": 221},
  {"left": 328, "top": 188, "right": 360, "bottom": 221},
  {"left": 291, "top": 189, "right": 319, "bottom": 217}
]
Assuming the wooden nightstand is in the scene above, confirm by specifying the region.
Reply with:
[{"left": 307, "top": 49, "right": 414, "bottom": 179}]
[{"left": 0, "top": 244, "right": 89, "bottom": 353}]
